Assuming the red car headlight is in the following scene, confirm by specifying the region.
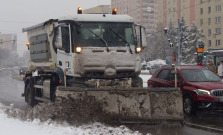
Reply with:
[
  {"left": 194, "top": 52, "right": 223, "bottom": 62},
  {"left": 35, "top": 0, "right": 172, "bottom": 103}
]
[{"left": 194, "top": 89, "right": 211, "bottom": 96}]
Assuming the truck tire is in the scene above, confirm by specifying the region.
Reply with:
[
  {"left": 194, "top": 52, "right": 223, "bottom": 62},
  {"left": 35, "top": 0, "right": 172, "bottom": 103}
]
[
  {"left": 50, "top": 74, "right": 59, "bottom": 101},
  {"left": 25, "top": 79, "right": 36, "bottom": 107},
  {"left": 132, "top": 77, "right": 143, "bottom": 87},
  {"left": 183, "top": 94, "right": 197, "bottom": 116}
]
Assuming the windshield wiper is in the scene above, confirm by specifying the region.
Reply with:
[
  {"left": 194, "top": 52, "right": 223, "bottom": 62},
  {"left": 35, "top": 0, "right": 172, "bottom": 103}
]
[
  {"left": 85, "top": 28, "right": 109, "bottom": 52},
  {"left": 109, "top": 29, "right": 133, "bottom": 54}
]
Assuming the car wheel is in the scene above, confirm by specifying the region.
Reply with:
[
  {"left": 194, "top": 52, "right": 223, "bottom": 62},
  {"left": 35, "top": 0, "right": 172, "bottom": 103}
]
[
  {"left": 183, "top": 94, "right": 196, "bottom": 115},
  {"left": 132, "top": 77, "right": 143, "bottom": 87},
  {"left": 26, "top": 80, "right": 36, "bottom": 107}
]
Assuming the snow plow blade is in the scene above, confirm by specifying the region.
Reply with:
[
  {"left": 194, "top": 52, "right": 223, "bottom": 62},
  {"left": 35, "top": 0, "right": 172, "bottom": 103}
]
[{"left": 55, "top": 87, "right": 183, "bottom": 125}]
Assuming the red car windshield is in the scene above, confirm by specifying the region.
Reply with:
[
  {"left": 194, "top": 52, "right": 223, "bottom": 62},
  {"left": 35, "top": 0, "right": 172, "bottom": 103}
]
[{"left": 181, "top": 69, "right": 221, "bottom": 82}]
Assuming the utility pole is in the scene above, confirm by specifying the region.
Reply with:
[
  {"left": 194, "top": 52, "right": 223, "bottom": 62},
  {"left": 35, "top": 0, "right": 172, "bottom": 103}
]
[{"left": 177, "top": 19, "right": 181, "bottom": 66}]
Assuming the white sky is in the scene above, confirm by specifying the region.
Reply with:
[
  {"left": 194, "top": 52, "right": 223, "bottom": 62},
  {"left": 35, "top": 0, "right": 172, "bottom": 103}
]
[{"left": 0, "top": 0, "right": 111, "bottom": 56}]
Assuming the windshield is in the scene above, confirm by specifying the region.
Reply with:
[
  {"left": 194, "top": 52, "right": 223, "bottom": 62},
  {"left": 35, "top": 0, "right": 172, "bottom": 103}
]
[
  {"left": 181, "top": 69, "right": 221, "bottom": 82},
  {"left": 72, "top": 22, "right": 136, "bottom": 47}
]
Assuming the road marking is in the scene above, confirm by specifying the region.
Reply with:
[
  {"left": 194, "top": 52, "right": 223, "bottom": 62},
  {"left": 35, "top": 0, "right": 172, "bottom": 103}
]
[{"left": 185, "top": 122, "right": 223, "bottom": 133}]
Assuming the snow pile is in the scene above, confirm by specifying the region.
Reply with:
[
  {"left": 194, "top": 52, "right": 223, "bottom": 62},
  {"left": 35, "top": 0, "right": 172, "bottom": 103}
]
[
  {"left": 4, "top": 97, "right": 108, "bottom": 125},
  {"left": 0, "top": 103, "right": 145, "bottom": 135},
  {"left": 146, "top": 59, "right": 166, "bottom": 68},
  {"left": 139, "top": 74, "right": 152, "bottom": 87}
]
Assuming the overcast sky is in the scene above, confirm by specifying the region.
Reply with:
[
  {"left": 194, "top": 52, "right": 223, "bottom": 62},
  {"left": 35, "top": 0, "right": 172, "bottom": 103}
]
[{"left": 0, "top": 0, "right": 111, "bottom": 56}]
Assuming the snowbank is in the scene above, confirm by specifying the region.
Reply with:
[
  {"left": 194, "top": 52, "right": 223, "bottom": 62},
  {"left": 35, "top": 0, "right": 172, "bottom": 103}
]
[
  {"left": 140, "top": 74, "right": 152, "bottom": 87},
  {"left": 0, "top": 103, "right": 145, "bottom": 135},
  {"left": 146, "top": 59, "right": 166, "bottom": 67}
]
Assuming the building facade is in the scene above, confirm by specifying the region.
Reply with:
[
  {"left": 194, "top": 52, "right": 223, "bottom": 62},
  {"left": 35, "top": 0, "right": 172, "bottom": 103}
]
[
  {"left": 157, "top": 0, "right": 196, "bottom": 29},
  {"left": 111, "top": 0, "right": 158, "bottom": 37},
  {"left": 0, "top": 34, "right": 17, "bottom": 52},
  {"left": 83, "top": 5, "right": 111, "bottom": 14},
  {"left": 196, "top": 0, "right": 223, "bottom": 49}
]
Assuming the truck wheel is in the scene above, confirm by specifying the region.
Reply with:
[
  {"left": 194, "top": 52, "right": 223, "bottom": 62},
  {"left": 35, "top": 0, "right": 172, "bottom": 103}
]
[
  {"left": 26, "top": 81, "right": 36, "bottom": 107},
  {"left": 183, "top": 94, "right": 196, "bottom": 115},
  {"left": 132, "top": 77, "right": 143, "bottom": 87},
  {"left": 50, "top": 74, "right": 59, "bottom": 101}
]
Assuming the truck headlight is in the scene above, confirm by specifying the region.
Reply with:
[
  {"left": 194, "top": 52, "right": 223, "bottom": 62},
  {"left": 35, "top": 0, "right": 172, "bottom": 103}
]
[
  {"left": 75, "top": 47, "right": 82, "bottom": 53},
  {"left": 136, "top": 47, "right": 142, "bottom": 53},
  {"left": 194, "top": 89, "right": 210, "bottom": 95}
]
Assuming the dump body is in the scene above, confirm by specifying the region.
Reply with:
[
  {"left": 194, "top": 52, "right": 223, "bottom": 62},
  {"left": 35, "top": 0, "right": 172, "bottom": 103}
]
[{"left": 56, "top": 87, "right": 184, "bottom": 124}]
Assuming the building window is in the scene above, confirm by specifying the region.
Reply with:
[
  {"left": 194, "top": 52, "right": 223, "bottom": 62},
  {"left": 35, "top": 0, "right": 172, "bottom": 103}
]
[
  {"left": 216, "top": 40, "right": 221, "bottom": 46},
  {"left": 216, "top": 5, "right": 221, "bottom": 12},
  {"left": 173, "top": 0, "right": 176, "bottom": 4},
  {"left": 173, "top": 14, "right": 176, "bottom": 18},
  {"left": 208, "top": 18, "right": 211, "bottom": 25},
  {"left": 200, "top": 0, "right": 203, "bottom": 3},
  {"left": 200, "top": 8, "right": 203, "bottom": 15},
  {"left": 216, "top": 28, "right": 221, "bottom": 34},
  {"left": 208, "top": 7, "right": 211, "bottom": 14},
  {"left": 208, "top": 29, "right": 212, "bottom": 36},
  {"left": 208, "top": 40, "right": 211, "bottom": 47},
  {"left": 216, "top": 17, "right": 221, "bottom": 23},
  {"left": 173, "top": 7, "right": 176, "bottom": 12},
  {"left": 200, "top": 19, "right": 203, "bottom": 26}
]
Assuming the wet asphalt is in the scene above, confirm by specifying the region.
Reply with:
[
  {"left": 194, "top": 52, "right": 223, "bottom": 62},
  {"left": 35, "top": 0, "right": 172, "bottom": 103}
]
[{"left": 0, "top": 68, "right": 222, "bottom": 135}]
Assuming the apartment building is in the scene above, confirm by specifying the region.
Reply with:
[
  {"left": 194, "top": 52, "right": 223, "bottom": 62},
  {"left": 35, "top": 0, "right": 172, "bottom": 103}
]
[
  {"left": 0, "top": 34, "right": 17, "bottom": 52},
  {"left": 157, "top": 0, "right": 196, "bottom": 28},
  {"left": 196, "top": 0, "right": 223, "bottom": 49},
  {"left": 111, "top": 0, "right": 158, "bottom": 37}
]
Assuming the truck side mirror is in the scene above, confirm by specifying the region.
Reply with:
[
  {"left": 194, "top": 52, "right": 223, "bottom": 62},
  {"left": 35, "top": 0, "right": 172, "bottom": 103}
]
[
  {"left": 135, "top": 25, "right": 147, "bottom": 48},
  {"left": 54, "top": 25, "right": 70, "bottom": 53},
  {"left": 140, "top": 26, "right": 147, "bottom": 48},
  {"left": 54, "top": 26, "right": 63, "bottom": 50}
]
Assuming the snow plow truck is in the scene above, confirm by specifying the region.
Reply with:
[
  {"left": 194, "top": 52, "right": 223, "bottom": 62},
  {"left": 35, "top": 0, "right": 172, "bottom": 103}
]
[{"left": 22, "top": 8, "right": 183, "bottom": 124}]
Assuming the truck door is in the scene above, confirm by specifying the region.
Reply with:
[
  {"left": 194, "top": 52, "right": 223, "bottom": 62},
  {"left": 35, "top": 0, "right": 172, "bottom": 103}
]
[{"left": 56, "top": 24, "right": 74, "bottom": 76}]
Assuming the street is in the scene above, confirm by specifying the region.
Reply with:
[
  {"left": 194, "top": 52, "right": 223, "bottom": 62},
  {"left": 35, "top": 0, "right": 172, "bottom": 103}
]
[
  {"left": 0, "top": 68, "right": 27, "bottom": 110},
  {"left": 0, "top": 68, "right": 222, "bottom": 135}
]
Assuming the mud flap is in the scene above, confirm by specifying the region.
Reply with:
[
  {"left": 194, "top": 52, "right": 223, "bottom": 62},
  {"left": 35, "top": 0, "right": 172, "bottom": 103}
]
[{"left": 56, "top": 87, "right": 183, "bottom": 125}]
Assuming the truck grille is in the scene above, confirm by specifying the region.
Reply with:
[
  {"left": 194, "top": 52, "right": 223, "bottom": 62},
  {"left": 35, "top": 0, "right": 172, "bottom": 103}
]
[{"left": 212, "top": 90, "right": 223, "bottom": 97}]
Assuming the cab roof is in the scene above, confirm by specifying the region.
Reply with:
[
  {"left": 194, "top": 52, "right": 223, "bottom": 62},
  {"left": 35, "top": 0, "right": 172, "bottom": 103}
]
[
  {"left": 59, "top": 14, "right": 134, "bottom": 23},
  {"left": 22, "top": 14, "right": 134, "bottom": 32}
]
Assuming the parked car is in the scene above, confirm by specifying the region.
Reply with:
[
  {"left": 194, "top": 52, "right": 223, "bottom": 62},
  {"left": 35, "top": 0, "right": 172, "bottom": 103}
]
[
  {"left": 141, "top": 64, "right": 147, "bottom": 70},
  {"left": 149, "top": 64, "right": 168, "bottom": 74},
  {"left": 19, "top": 66, "right": 28, "bottom": 75},
  {"left": 147, "top": 66, "right": 223, "bottom": 115}
]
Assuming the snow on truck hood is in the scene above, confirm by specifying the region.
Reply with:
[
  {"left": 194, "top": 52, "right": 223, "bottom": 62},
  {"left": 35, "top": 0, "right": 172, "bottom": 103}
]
[{"left": 59, "top": 14, "right": 134, "bottom": 23}]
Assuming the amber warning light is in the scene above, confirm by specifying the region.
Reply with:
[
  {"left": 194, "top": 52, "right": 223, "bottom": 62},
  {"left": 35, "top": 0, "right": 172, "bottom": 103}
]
[
  {"left": 26, "top": 42, "right": 30, "bottom": 50},
  {"left": 112, "top": 8, "right": 117, "bottom": 15},
  {"left": 26, "top": 42, "right": 30, "bottom": 46},
  {"left": 77, "top": 7, "right": 82, "bottom": 14}
]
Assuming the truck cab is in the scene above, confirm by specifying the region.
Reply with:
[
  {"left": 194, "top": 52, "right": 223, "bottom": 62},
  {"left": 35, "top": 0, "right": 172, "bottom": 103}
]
[{"left": 22, "top": 8, "right": 147, "bottom": 104}]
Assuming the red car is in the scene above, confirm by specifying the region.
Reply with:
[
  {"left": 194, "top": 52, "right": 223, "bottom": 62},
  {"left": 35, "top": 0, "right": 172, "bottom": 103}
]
[{"left": 147, "top": 66, "right": 223, "bottom": 115}]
